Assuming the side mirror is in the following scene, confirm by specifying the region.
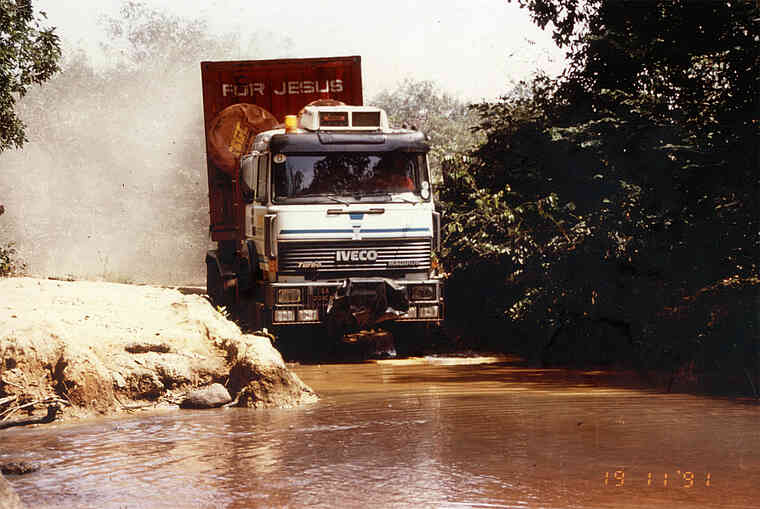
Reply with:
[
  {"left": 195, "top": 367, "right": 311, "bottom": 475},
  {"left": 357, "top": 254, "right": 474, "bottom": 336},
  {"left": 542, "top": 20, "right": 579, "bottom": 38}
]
[{"left": 421, "top": 181, "right": 431, "bottom": 200}]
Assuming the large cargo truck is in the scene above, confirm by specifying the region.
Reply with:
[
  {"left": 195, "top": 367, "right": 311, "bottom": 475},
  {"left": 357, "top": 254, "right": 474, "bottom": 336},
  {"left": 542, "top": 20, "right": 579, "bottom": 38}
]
[{"left": 201, "top": 56, "right": 443, "bottom": 339}]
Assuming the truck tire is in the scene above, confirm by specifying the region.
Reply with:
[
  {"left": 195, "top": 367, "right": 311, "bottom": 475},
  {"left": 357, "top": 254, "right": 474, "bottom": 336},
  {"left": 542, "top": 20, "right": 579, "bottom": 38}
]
[
  {"left": 240, "top": 240, "right": 260, "bottom": 294},
  {"left": 206, "top": 253, "right": 231, "bottom": 312},
  {"left": 238, "top": 297, "right": 265, "bottom": 332}
]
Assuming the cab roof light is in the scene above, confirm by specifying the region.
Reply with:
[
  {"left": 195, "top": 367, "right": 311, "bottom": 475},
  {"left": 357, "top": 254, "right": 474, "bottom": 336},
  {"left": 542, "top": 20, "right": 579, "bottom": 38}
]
[{"left": 284, "top": 115, "right": 299, "bottom": 133}]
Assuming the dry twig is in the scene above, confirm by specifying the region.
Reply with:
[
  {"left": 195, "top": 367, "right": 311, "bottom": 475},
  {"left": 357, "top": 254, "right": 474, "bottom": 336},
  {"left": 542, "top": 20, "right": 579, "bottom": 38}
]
[
  {"left": 0, "top": 395, "right": 18, "bottom": 407},
  {"left": 0, "top": 397, "right": 68, "bottom": 421}
]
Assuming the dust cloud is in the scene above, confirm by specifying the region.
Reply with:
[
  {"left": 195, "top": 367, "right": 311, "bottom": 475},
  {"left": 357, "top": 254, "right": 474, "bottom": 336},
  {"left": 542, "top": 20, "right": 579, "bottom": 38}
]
[
  {"left": 0, "top": 0, "right": 299, "bottom": 286},
  {"left": 0, "top": 56, "right": 210, "bottom": 285}
]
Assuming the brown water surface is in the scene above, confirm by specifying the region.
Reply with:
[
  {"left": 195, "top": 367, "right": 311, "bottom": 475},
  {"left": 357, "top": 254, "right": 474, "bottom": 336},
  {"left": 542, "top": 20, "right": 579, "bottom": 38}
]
[{"left": 2, "top": 356, "right": 759, "bottom": 508}]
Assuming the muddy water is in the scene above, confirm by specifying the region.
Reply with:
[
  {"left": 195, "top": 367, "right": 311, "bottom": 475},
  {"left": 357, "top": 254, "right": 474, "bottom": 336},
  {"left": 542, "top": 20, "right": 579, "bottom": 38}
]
[{"left": 2, "top": 356, "right": 760, "bottom": 508}]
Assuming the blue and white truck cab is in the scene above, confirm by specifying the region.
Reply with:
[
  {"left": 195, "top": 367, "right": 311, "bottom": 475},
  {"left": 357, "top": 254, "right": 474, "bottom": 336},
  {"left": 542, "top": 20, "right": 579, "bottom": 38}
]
[{"left": 238, "top": 105, "right": 444, "bottom": 335}]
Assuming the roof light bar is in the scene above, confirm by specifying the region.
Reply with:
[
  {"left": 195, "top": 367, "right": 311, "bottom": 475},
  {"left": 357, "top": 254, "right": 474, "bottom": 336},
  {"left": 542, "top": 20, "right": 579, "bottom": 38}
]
[{"left": 298, "top": 106, "right": 388, "bottom": 131}]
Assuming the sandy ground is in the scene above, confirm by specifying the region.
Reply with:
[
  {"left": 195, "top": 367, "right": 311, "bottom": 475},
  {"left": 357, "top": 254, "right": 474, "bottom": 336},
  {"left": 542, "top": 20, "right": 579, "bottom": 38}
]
[{"left": 0, "top": 277, "right": 317, "bottom": 424}]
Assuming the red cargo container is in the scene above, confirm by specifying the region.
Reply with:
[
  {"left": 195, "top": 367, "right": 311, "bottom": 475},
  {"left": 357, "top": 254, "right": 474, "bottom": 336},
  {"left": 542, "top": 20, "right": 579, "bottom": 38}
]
[{"left": 201, "top": 56, "right": 363, "bottom": 241}]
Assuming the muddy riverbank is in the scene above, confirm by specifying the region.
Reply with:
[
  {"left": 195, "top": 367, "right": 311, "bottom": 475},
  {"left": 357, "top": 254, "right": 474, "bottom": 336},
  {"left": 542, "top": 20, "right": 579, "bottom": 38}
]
[{"left": 0, "top": 277, "right": 316, "bottom": 424}]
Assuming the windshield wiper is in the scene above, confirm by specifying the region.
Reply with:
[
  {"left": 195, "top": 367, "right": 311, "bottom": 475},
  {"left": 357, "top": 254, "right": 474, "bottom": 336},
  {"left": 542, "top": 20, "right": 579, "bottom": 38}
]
[
  {"left": 357, "top": 191, "right": 418, "bottom": 204},
  {"left": 319, "top": 194, "right": 350, "bottom": 206}
]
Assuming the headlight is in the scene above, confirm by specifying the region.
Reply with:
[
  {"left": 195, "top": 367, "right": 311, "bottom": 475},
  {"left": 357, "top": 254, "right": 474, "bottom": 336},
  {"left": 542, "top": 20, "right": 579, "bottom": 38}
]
[
  {"left": 410, "top": 284, "right": 436, "bottom": 301},
  {"left": 274, "top": 309, "right": 295, "bottom": 322},
  {"left": 277, "top": 288, "right": 301, "bottom": 304},
  {"left": 297, "top": 309, "right": 319, "bottom": 322},
  {"left": 418, "top": 305, "right": 439, "bottom": 319}
]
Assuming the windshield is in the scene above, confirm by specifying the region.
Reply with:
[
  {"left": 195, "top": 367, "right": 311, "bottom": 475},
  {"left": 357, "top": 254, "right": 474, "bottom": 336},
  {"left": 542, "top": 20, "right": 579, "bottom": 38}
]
[{"left": 273, "top": 152, "right": 424, "bottom": 202}]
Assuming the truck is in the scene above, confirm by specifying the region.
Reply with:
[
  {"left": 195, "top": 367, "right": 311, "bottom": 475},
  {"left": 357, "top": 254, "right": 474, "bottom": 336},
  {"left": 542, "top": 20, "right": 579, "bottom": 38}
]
[{"left": 200, "top": 56, "right": 443, "bottom": 341}]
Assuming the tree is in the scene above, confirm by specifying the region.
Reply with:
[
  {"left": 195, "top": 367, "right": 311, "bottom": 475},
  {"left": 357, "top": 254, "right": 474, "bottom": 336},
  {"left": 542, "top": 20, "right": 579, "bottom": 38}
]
[
  {"left": 506, "top": 0, "right": 760, "bottom": 286},
  {"left": 439, "top": 1, "right": 760, "bottom": 376},
  {"left": 98, "top": 0, "right": 240, "bottom": 70},
  {"left": 0, "top": 0, "right": 60, "bottom": 151},
  {"left": 514, "top": 0, "right": 759, "bottom": 130},
  {"left": 371, "top": 79, "right": 482, "bottom": 179}
]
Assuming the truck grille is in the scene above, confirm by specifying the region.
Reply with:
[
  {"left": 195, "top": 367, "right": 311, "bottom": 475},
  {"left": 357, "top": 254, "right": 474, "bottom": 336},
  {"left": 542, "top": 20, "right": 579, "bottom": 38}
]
[{"left": 278, "top": 238, "right": 431, "bottom": 277}]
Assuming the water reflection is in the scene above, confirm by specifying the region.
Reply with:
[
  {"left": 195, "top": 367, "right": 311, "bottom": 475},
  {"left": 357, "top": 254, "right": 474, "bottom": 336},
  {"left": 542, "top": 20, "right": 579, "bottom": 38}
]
[{"left": 2, "top": 356, "right": 759, "bottom": 508}]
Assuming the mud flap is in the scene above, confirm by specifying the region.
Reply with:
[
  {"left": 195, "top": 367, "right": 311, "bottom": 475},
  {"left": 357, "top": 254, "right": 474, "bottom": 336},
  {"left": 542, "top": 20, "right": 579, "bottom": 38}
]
[{"left": 325, "top": 279, "right": 409, "bottom": 337}]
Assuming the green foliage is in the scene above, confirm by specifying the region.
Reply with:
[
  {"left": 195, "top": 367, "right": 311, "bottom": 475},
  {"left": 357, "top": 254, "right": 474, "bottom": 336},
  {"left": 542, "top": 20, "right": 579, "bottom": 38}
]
[
  {"left": 215, "top": 305, "right": 230, "bottom": 320},
  {"left": 514, "top": 0, "right": 760, "bottom": 155},
  {"left": 440, "top": 1, "right": 759, "bottom": 378},
  {"left": 0, "top": 242, "right": 26, "bottom": 276},
  {"left": 371, "top": 79, "right": 483, "bottom": 181},
  {"left": 0, "top": 0, "right": 61, "bottom": 151}
]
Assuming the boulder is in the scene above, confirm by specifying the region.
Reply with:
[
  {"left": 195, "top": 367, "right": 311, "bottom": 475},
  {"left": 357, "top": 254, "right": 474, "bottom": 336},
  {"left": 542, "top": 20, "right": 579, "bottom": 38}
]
[
  {"left": 179, "top": 383, "right": 232, "bottom": 409},
  {"left": 223, "top": 335, "right": 318, "bottom": 409}
]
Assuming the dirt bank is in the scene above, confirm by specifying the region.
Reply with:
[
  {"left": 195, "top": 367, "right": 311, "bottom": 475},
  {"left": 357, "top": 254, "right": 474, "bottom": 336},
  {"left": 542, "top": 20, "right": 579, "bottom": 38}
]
[{"left": 0, "top": 277, "right": 316, "bottom": 423}]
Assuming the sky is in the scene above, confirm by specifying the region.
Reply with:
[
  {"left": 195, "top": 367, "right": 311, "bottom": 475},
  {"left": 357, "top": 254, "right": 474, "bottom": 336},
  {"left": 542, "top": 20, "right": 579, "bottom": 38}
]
[{"left": 35, "top": 0, "right": 566, "bottom": 102}]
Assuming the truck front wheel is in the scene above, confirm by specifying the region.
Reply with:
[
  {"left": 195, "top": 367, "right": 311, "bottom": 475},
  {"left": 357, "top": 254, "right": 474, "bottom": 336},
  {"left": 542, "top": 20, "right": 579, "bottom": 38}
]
[{"left": 206, "top": 252, "right": 233, "bottom": 313}]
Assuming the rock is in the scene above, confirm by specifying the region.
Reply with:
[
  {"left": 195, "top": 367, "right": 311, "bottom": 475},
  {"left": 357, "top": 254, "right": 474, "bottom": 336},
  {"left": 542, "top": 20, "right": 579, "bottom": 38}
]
[
  {"left": 179, "top": 383, "right": 232, "bottom": 409},
  {"left": 1, "top": 462, "right": 39, "bottom": 476},
  {"left": 223, "top": 335, "right": 318, "bottom": 409},
  {"left": 0, "top": 473, "right": 25, "bottom": 509}
]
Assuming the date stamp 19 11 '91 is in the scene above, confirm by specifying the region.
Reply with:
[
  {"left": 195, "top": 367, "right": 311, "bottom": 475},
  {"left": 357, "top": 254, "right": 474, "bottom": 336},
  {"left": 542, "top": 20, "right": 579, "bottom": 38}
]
[{"left": 603, "top": 470, "right": 711, "bottom": 488}]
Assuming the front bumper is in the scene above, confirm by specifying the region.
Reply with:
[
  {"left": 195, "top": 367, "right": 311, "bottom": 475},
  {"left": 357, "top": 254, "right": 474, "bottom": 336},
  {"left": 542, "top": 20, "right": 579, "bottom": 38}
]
[{"left": 263, "top": 277, "right": 444, "bottom": 326}]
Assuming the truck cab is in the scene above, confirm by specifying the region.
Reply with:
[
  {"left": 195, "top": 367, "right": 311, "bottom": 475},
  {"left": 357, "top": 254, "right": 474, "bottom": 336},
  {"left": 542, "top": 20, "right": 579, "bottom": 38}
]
[{"left": 233, "top": 105, "right": 443, "bottom": 335}]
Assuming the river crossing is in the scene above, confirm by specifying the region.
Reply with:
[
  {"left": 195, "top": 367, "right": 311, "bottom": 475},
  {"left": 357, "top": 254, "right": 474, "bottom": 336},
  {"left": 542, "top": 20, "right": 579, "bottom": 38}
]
[{"left": 2, "top": 356, "right": 759, "bottom": 508}]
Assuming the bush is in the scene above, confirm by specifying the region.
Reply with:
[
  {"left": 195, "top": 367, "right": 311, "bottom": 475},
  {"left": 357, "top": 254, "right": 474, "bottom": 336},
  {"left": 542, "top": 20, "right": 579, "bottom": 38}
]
[
  {"left": 437, "top": 67, "right": 758, "bottom": 379},
  {"left": 0, "top": 242, "right": 26, "bottom": 277}
]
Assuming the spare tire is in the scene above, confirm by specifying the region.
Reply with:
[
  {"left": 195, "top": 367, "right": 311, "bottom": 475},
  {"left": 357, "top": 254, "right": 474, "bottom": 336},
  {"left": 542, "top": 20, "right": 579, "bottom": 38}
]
[{"left": 207, "top": 103, "right": 278, "bottom": 174}]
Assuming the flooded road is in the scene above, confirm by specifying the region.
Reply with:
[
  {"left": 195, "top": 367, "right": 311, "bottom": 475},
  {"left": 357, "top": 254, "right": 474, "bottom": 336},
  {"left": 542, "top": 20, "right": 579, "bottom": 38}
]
[{"left": 2, "top": 356, "right": 760, "bottom": 508}]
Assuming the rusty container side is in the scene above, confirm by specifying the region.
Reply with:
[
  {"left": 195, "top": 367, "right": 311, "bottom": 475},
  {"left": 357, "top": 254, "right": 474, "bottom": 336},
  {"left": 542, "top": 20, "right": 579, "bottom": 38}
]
[{"left": 200, "top": 56, "right": 363, "bottom": 241}]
